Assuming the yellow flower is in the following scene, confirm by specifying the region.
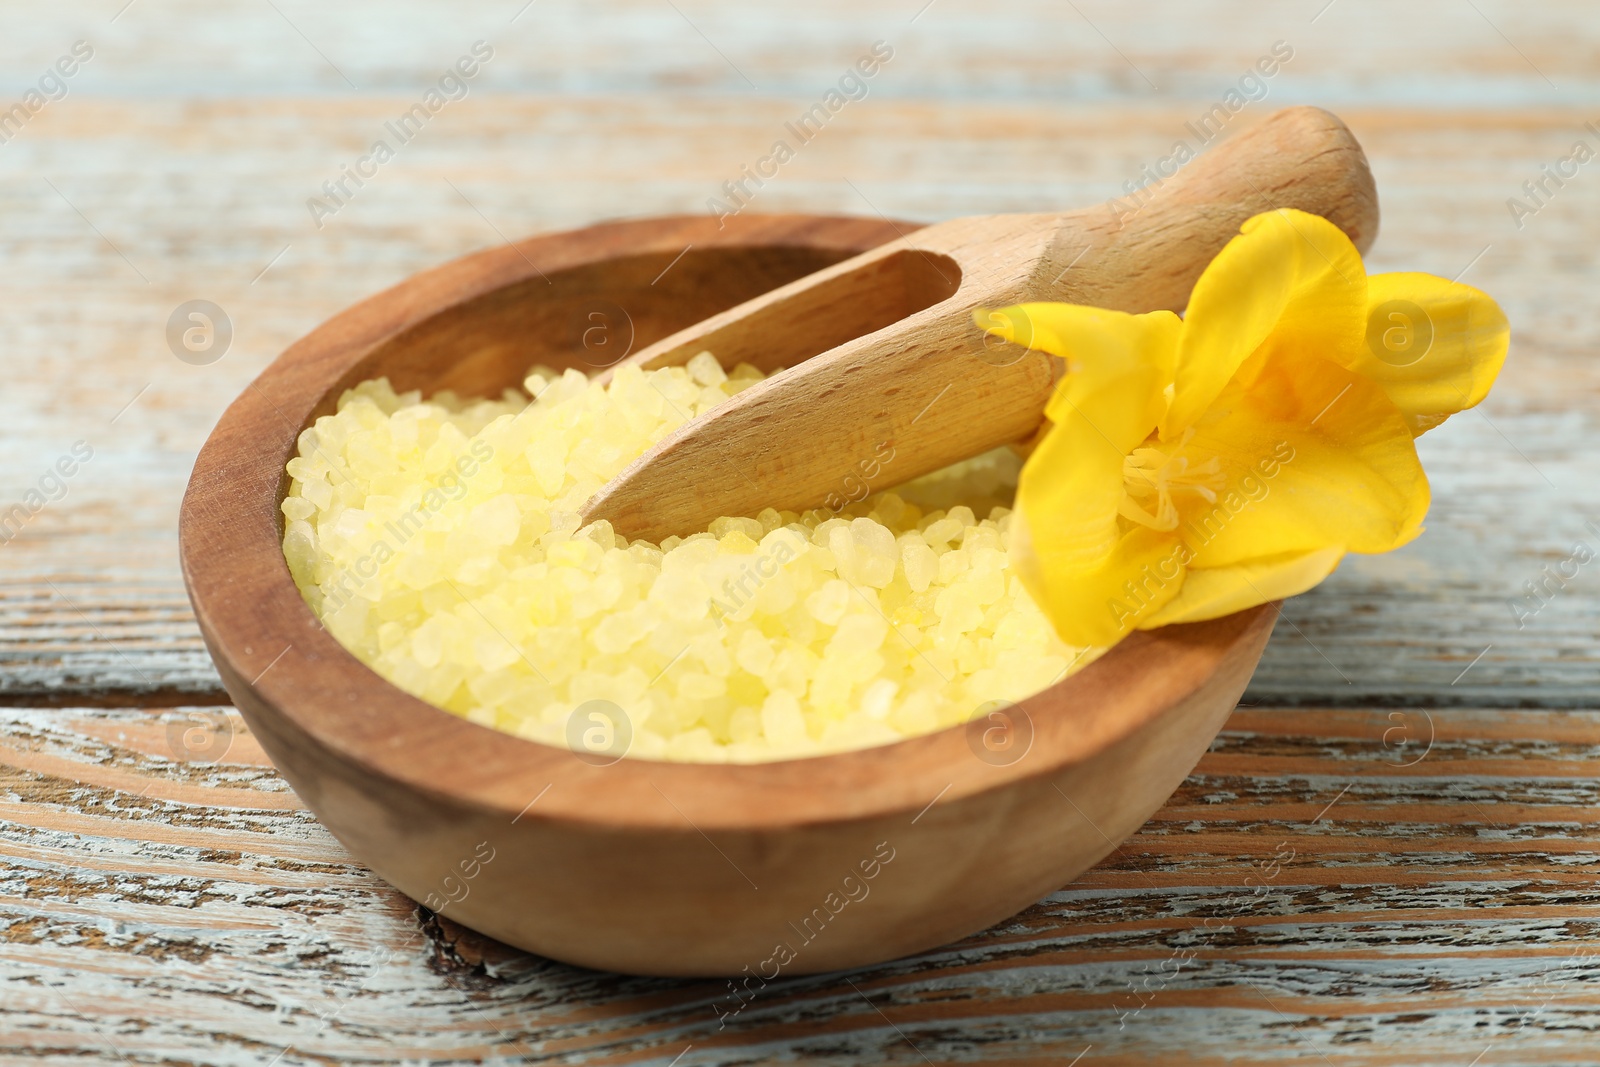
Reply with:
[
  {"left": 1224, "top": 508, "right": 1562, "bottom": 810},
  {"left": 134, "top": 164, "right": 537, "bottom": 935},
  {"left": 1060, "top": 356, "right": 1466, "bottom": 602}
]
[{"left": 979, "top": 208, "right": 1508, "bottom": 648}]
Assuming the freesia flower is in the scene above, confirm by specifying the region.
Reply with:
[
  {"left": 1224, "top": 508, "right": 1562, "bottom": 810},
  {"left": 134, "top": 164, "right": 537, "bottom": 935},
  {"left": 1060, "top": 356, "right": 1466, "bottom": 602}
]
[{"left": 978, "top": 208, "right": 1508, "bottom": 647}]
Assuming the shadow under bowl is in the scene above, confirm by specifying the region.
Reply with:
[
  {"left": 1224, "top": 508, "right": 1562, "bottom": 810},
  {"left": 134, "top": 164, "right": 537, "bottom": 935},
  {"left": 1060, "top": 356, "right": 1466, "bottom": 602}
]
[{"left": 179, "top": 212, "right": 1276, "bottom": 977}]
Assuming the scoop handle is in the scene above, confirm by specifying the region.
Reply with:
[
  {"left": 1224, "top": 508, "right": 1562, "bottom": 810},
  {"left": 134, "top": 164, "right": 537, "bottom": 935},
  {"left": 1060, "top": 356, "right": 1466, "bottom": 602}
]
[
  {"left": 1033, "top": 104, "right": 1378, "bottom": 311},
  {"left": 584, "top": 108, "right": 1379, "bottom": 542}
]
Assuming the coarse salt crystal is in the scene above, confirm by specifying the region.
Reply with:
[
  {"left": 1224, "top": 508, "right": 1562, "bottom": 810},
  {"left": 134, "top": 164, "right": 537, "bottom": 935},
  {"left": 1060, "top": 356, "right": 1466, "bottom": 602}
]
[{"left": 282, "top": 359, "right": 1096, "bottom": 763}]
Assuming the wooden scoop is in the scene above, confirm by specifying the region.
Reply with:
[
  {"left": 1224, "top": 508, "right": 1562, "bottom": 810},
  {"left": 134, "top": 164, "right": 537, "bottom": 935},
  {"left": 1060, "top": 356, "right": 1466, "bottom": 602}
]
[{"left": 582, "top": 106, "right": 1378, "bottom": 542}]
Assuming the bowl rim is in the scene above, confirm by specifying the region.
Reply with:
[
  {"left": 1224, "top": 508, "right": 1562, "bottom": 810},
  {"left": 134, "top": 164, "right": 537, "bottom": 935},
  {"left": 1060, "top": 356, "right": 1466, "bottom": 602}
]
[{"left": 179, "top": 211, "right": 1276, "bottom": 834}]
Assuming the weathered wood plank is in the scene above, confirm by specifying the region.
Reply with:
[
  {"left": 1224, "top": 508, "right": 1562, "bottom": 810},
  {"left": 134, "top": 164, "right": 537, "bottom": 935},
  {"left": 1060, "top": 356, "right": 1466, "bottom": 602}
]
[
  {"left": 3, "top": 4, "right": 1596, "bottom": 1064},
  {"left": 0, "top": 0, "right": 1588, "bottom": 102},
  {"left": 1, "top": 102, "right": 1596, "bottom": 706},
  {"left": 3, "top": 704, "right": 1597, "bottom": 1064}
]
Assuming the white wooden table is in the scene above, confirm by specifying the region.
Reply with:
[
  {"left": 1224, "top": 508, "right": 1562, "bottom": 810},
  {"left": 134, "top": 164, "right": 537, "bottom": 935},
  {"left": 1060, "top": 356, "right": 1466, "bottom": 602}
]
[{"left": 2, "top": 2, "right": 1597, "bottom": 1063}]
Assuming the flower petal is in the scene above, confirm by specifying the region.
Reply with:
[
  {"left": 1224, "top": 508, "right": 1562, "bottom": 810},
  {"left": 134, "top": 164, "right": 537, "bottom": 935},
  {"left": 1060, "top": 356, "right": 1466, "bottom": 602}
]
[
  {"left": 1004, "top": 306, "right": 1184, "bottom": 647},
  {"left": 1013, "top": 372, "right": 1156, "bottom": 580},
  {"left": 1014, "top": 484, "right": 1184, "bottom": 646},
  {"left": 976, "top": 303, "right": 1180, "bottom": 400},
  {"left": 1138, "top": 546, "right": 1345, "bottom": 628},
  {"left": 998, "top": 305, "right": 1181, "bottom": 539},
  {"left": 1345, "top": 272, "right": 1510, "bottom": 436},
  {"left": 980, "top": 304, "right": 1179, "bottom": 548},
  {"left": 1163, "top": 209, "right": 1366, "bottom": 440},
  {"left": 1179, "top": 348, "right": 1429, "bottom": 568}
]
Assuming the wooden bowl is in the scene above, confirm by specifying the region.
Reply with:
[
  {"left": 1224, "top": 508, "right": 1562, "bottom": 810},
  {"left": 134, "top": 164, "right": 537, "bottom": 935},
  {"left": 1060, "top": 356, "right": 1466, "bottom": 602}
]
[{"left": 179, "top": 213, "right": 1277, "bottom": 978}]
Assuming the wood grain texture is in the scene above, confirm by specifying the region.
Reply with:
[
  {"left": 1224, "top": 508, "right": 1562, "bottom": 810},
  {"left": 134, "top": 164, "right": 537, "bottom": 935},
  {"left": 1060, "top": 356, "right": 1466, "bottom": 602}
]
[
  {"left": 3, "top": 703, "right": 1597, "bottom": 1065},
  {"left": 583, "top": 107, "right": 1378, "bottom": 539},
  {"left": 177, "top": 207, "right": 1280, "bottom": 975},
  {"left": 0, "top": 0, "right": 1587, "bottom": 102},
  {"left": 2, "top": 101, "right": 1594, "bottom": 706},
  {"left": 3, "top": 0, "right": 1599, "bottom": 1059}
]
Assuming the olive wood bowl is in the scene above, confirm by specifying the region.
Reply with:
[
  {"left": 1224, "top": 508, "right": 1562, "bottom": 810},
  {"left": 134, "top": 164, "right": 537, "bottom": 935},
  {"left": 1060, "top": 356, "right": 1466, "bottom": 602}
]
[{"left": 179, "top": 212, "right": 1277, "bottom": 978}]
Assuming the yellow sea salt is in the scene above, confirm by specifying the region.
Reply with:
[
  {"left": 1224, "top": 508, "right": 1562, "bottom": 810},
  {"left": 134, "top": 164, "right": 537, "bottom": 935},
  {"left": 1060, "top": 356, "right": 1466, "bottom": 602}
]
[{"left": 281, "top": 358, "right": 1095, "bottom": 762}]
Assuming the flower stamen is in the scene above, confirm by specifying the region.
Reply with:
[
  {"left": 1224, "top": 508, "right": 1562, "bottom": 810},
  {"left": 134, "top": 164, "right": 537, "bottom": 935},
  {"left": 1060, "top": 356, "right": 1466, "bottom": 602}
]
[{"left": 1119, "top": 429, "right": 1224, "bottom": 531}]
